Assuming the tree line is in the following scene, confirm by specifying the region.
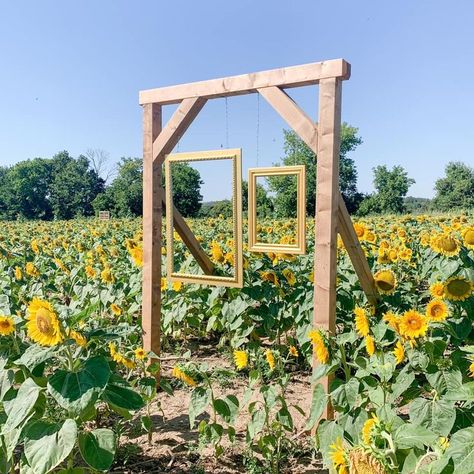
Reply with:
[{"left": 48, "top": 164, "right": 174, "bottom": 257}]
[{"left": 1, "top": 125, "right": 473, "bottom": 221}]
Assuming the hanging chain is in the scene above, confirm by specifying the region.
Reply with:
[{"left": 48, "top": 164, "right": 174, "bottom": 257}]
[
  {"left": 256, "top": 93, "right": 260, "bottom": 166},
  {"left": 225, "top": 97, "right": 229, "bottom": 148}
]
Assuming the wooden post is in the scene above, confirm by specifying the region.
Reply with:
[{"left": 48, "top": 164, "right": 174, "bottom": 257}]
[
  {"left": 313, "top": 78, "right": 342, "bottom": 419},
  {"left": 142, "top": 103, "right": 162, "bottom": 362}
]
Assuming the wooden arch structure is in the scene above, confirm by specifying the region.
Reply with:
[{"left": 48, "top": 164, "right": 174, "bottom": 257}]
[{"left": 140, "top": 58, "right": 378, "bottom": 417}]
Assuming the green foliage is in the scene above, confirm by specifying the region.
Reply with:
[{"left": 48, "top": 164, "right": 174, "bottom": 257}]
[
  {"left": 267, "top": 124, "right": 363, "bottom": 217},
  {"left": 359, "top": 165, "right": 415, "bottom": 215},
  {"left": 0, "top": 152, "right": 104, "bottom": 220},
  {"left": 433, "top": 161, "right": 474, "bottom": 211},
  {"left": 166, "top": 162, "right": 203, "bottom": 217}
]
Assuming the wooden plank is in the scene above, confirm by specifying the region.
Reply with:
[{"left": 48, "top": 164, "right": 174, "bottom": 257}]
[
  {"left": 152, "top": 97, "right": 207, "bottom": 163},
  {"left": 140, "top": 59, "right": 351, "bottom": 105},
  {"left": 142, "top": 103, "right": 162, "bottom": 365},
  {"left": 338, "top": 197, "right": 378, "bottom": 306},
  {"left": 313, "top": 77, "right": 342, "bottom": 420},
  {"left": 158, "top": 188, "right": 215, "bottom": 275},
  {"left": 258, "top": 86, "right": 318, "bottom": 152}
]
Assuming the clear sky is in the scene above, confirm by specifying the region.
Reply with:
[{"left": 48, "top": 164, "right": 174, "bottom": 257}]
[{"left": 1, "top": 0, "right": 473, "bottom": 200}]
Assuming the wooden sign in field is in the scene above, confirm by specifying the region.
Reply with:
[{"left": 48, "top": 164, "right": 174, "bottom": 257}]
[
  {"left": 139, "top": 59, "right": 378, "bottom": 419},
  {"left": 98, "top": 211, "right": 110, "bottom": 220}
]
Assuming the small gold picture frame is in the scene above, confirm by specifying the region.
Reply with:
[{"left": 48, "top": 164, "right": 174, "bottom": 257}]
[
  {"left": 165, "top": 149, "right": 243, "bottom": 288},
  {"left": 248, "top": 165, "right": 306, "bottom": 254}
]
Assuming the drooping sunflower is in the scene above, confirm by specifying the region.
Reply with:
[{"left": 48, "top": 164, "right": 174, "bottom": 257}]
[
  {"left": 373, "top": 269, "right": 397, "bottom": 295},
  {"left": 365, "top": 335, "right": 375, "bottom": 356},
  {"left": 348, "top": 448, "right": 387, "bottom": 474},
  {"left": 431, "top": 234, "right": 461, "bottom": 257},
  {"left": 101, "top": 267, "right": 114, "bottom": 284},
  {"left": 260, "top": 270, "right": 279, "bottom": 286},
  {"left": 69, "top": 330, "right": 87, "bottom": 347},
  {"left": 110, "top": 303, "right": 122, "bottom": 316},
  {"left": 85, "top": 265, "right": 97, "bottom": 279},
  {"left": 233, "top": 350, "right": 248, "bottom": 370},
  {"left": 462, "top": 227, "right": 474, "bottom": 250},
  {"left": 210, "top": 242, "right": 225, "bottom": 263},
  {"left": 129, "top": 246, "right": 143, "bottom": 267},
  {"left": 161, "top": 277, "right": 167, "bottom": 291},
  {"left": 308, "top": 329, "right": 329, "bottom": 364},
  {"left": 398, "top": 310, "right": 428, "bottom": 340},
  {"left": 426, "top": 299, "right": 449, "bottom": 322},
  {"left": 25, "top": 262, "right": 39, "bottom": 278},
  {"left": 353, "top": 223, "right": 367, "bottom": 240},
  {"left": 393, "top": 340, "right": 405, "bottom": 365},
  {"left": 383, "top": 311, "right": 400, "bottom": 332},
  {"left": 354, "top": 307, "right": 370, "bottom": 337},
  {"left": 282, "top": 268, "right": 296, "bottom": 286},
  {"left": 26, "top": 298, "right": 63, "bottom": 346},
  {"left": 0, "top": 315, "right": 15, "bottom": 336},
  {"left": 14, "top": 266, "right": 22, "bottom": 280},
  {"left": 469, "top": 361, "right": 474, "bottom": 378},
  {"left": 444, "top": 276, "right": 473, "bottom": 301},
  {"left": 265, "top": 349, "right": 276, "bottom": 370}
]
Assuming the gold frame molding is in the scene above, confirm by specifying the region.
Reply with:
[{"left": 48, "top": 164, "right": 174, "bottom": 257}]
[
  {"left": 165, "top": 149, "right": 243, "bottom": 288},
  {"left": 248, "top": 165, "right": 306, "bottom": 254}
]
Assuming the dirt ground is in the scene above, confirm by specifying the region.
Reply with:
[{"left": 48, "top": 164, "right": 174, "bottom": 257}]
[{"left": 112, "top": 347, "right": 328, "bottom": 474}]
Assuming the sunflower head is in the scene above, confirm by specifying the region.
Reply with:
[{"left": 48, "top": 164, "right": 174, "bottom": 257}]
[
  {"left": 233, "top": 350, "right": 248, "bottom": 370},
  {"left": 462, "top": 227, "right": 474, "bottom": 250},
  {"left": 354, "top": 307, "right": 370, "bottom": 337},
  {"left": 432, "top": 234, "right": 461, "bottom": 257},
  {"left": 393, "top": 340, "right": 405, "bottom": 365},
  {"left": 0, "top": 315, "right": 15, "bottom": 336},
  {"left": 444, "top": 276, "right": 473, "bottom": 301},
  {"left": 26, "top": 298, "right": 63, "bottom": 346},
  {"left": 374, "top": 269, "right": 397, "bottom": 295},
  {"left": 348, "top": 448, "right": 387, "bottom": 474},
  {"left": 426, "top": 299, "right": 449, "bottom": 322},
  {"left": 429, "top": 281, "right": 445, "bottom": 299},
  {"left": 398, "top": 309, "right": 428, "bottom": 340},
  {"left": 265, "top": 349, "right": 276, "bottom": 370}
]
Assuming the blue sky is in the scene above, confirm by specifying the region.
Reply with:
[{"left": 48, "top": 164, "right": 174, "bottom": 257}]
[{"left": 1, "top": 0, "right": 473, "bottom": 200}]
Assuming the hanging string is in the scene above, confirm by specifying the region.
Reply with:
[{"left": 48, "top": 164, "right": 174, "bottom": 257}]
[
  {"left": 225, "top": 97, "right": 229, "bottom": 148},
  {"left": 256, "top": 93, "right": 260, "bottom": 166}
]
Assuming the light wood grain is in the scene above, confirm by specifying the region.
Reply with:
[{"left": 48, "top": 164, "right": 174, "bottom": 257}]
[
  {"left": 140, "top": 59, "right": 350, "bottom": 105},
  {"left": 152, "top": 97, "right": 207, "bottom": 164},
  {"left": 257, "top": 86, "right": 318, "bottom": 151},
  {"left": 142, "top": 103, "right": 162, "bottom": 368},
  {"left": 313, "top": 77, "right": 342, "bottom": 419}
]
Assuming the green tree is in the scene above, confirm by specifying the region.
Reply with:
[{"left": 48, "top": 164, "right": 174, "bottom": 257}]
[
  {"left": 167, "top": 162, "right": 203, "bottom": 217},
  {"left": 92, "top": 158, "right": 143, "bottom": 217},
  {"left": 49, "top": 151, "right": 104, "bottom": 219},
  {"left": 267, "top": 123, "right": 363, "bottom": 217},
  {"left": 358, "top": 165, "right": 415, "bottom": 215},
  {"left": 432, "top": 161, "right": 474, "bottom": 211},
  {"left": 242, "top": 180, "right": 274, "bottom": 216}
]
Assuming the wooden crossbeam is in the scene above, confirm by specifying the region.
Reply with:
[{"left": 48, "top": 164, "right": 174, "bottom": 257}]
[
  {"left": 257, "top": 86, "right": 318, "bottom": 151},
  {"left": 158, "top": 188, "right": 215, "bottom": 275},
  {"left": 338, "top": 197, "right": 378, "bottom": 306},
  {"left": 152, "top": 97, "right": 207, "bottom": 163},
  {"left": 140, "top": 59, "right": 351, "bottom": 105}
]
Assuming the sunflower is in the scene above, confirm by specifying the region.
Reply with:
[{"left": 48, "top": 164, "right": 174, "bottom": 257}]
[
  {"left": 172, "top": 281, "right": 182, "bottom": 292},
  {"left": 0, "top": 315, "right": 15, "bottom": 336},
  {"left": 69, "top": 330, "right": 87, "bottom": 347},
  {"left": 85, "top": 265, "right": 97, "bottom": 278},
  {"left": 398, "top": 310, "right": 428, "bottom": 340},
  {"left": 111, "top": 303, "right": 122, "bottom": 316},
  {"left": 210, "top": 242, "right": 224, "bottom": 263},
  {"left": 282, "top": 268, "right": 296, "bottom": 286},
  {"left": 444, "top": 276, "right": 473, "bottom": 301},
  {"left": 383, "top": 311, "right": 400, "bottom": 332},
  {"left": 374, "top": 269, "right": 397, "bottom": 295},
  {"left": 129, "top": 246, "right": 143, "bottom": 267},
  {"left": 26, "top": 298, "right": 63, "bottom": 346},
  {"left": 354, "top": 307, "right": 370, "bottom": 337},
  {"left": 429, "top": 281, "right": 445, "bottom": 299},
  {"left": 365, "top": 335, "right": 375, "bottom": 356},
  {"left": 134, "top": 347, "right": 147, "bottom": 360},
  {"left": 161, "top": 277, "right": 167, "bottom": 291},
  {"left": 393, "top": 340, "right": 405, "bottom": 365},
  {"left": 426, "top": 299, "right": 449, "bottom": 322},
  {"left": 265, "top": 349, "right": 276, "bottom": 370},
  {"left": 469, "top": 361, "right": 474, "bottom": 378},
  {"left": 101, "top": 267, "right": 114, "bottom": 284},
  {"left": 233, "top": 350, "right": 248, "bottom": 370},
  {"left": 25, "top": 262, "right": 39, "bottom": 278},
  {"left": 354, "top": 223, "right": 367, "bottom": 240},
  {"left": 260, "top": 270, "right": 279, "bottom": 286},
  {"left": 329, "top": 438, "right": 347, "bottom": 473},
  {"left": 14, "top": 266, "right": 22, "bottom": 280},
  {"left": 172, "top": 366, "right": 196, "bottom": 386},
  {"left": 362, "top": 415, "right": 378, "bottom": 444},
  {"left": 289, "top": 345, "right": 298, "bottom": 357},
  {"left": 462, "top": 227, "right": 474, "bottom": 250},
  {"left": 308, "top": 330, "right": 329, "bottom": 364},
  {"left": 432, "top": 234, "right": 461, "bottom": 257}
]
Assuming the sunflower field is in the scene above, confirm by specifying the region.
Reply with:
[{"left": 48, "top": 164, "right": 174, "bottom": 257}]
[{"left": 0, "top": 214, "right": 474, "bottom": 473}]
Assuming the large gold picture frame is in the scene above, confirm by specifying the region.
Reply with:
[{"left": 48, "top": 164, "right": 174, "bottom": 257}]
[
  {"left": 248, "top": 165, "right": 306, "bottom": 254},
  {"left": 165, "top": 149, "right": 243, "bottom": 288}
]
